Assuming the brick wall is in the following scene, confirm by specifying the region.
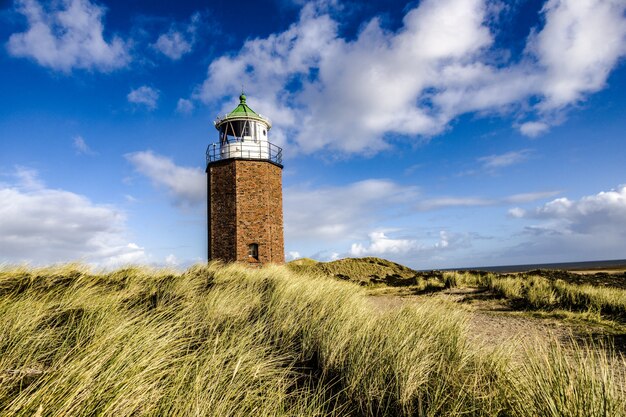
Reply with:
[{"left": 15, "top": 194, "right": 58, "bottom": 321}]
[
  {"left": 207, "top": 161, "right": 237, "bottom": 262},
  {"left": 207, "top": 159, "right": 284, "bottom": 264}
]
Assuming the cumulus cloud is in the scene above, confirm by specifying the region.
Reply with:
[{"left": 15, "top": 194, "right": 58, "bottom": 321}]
[
  {"left": 6, "top": 0, "right": 130, "bottom": 72},
  {"left": 119, "top": 153, "right": 420, "bottom": 257},
  {"left": 519, "top": 121, "right": 550, "bottom": 137},
  {"left": 154, "top": 31, "right": 191, "bottom": 60},
  {"left": 123, "top": 152, "right": 413, "bottom": 242},
  {"left": 284, "top": 179, "right": 478, "bottom": 263},
  {"left": 176, "top": 98, "right": 194, "bottom": 114},
  {"left": 0, "top": 167, "right": 147, "bottom": 267},
  {"left": 349, "top": 230, "right": 468, "bottom": 258},
  {"left": 152, "top": 12, "right": 200, "bottom": 60},
  {"left": 284, "top": 179, "right": 418, "bottom": 242},
  {"left": 125, "top": 151, "right": 205, "bottom": 206},
  {"left": 286, "top": 251, "right": 301, "bottom": 261},
  {"left": 508, "top": 207, "right": 526, "bottom": 218},
  {"left": 350, "top": 231, "right": 417, "bottom": 257},
  {"left": 127, "top": 86, "right": 160, "bottom": 110},
  {"left": 529, "top": 0, "right": 626, "bottom": 111},
  {"left": 196, "top": 0, "right": 626, "bottom": 154},
  {"left": 503, "top": 184, "right": 626, "bottom": 262},
  {"left": 511, "top": 185, "right": 626, "bottom": 235},
  {"left": 165, "top": 254, "right": 179, "bottom": 266}
]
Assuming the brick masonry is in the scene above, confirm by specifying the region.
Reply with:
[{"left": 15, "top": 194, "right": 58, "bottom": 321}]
[{"left": 207, "top": 159, "right": 285, "bottom": 265}]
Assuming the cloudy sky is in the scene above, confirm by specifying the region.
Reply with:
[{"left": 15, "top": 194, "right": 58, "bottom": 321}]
[{"left": 1, "top": 0, "right": 625, "bottom": 269}]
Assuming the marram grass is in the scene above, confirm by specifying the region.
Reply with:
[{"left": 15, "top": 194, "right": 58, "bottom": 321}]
[
  {"left": 444, "top": 270, "right": 626, "bottom": 320},
  {"left": 0, "top": 263, "right": 624, "bottom": 416}
]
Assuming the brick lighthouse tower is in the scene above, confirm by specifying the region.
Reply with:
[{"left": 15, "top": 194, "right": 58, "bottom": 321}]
[{"left": 206, "top": 93, "right": 285, "bottom": 265}]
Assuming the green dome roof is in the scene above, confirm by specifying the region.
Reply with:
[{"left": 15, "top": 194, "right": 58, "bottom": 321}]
[{"left": 214, "top": 93, "right": 271, "bottom": 128}]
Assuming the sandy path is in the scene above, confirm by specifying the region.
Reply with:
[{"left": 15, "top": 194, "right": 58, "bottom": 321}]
[{"left": 367, "top": 287, "right": 610, "bottom": 349}]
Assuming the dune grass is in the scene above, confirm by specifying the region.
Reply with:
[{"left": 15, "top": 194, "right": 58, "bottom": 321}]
[
  {"left": 292, "top": 257, "right": 626, "bottom": 322},
  {"left": 287, "top": 257, "right": 418, "bottom": 285},
  {"left": 444, "top": 271, "right": 626, "bottom": 321},
  {"left": 0, "top": 263, "right": 624, "bottom": 416}
]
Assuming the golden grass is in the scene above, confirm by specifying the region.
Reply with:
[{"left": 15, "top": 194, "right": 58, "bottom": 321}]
[
  {"left": 287, "top": 257, "right": 417, "bottom": 285},
  {"left": 0, "top": 263, "right": 623, "bottom": 416},
  {"left": 444, "top": 271, "right": 626, "bottom": 320}
]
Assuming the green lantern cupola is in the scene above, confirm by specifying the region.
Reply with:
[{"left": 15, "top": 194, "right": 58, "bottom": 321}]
[{"left": 207, "top": 93, "right": 281, "bottom": 167}]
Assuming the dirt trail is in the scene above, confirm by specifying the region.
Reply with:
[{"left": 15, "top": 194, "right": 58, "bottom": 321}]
[
  {"left": 367, "top": 287, "right": 626, "bottom": 388},
  {"left": 367, "top": 287, "right": 612, "bottom": 349}
]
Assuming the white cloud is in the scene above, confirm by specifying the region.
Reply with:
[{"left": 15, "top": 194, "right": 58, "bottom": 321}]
[
  {"left": 416, "top": 190, "right": 560, "bottom": 211},
  {"left": 504, "top": 184, "right": 626, "bottom": 263},
  {"left": 508, "top": 207, "right": 526, "bottom": 218},
  {"left": 13, "top": 166, "right": 44, "bottom": 190},
  {"left": 6, "top": 0, "right": 130, "bottom": 72},
  {"left": 152, "top": 12, "right": 200, "bottom": 60},
  {"left": 154, "top": 31, "right": 191, "bottom": 60},
  {"left": 529, "top": 0, "right": 626, "bottom": 111},
  {"left": 286, "top": 251, "right": 301, "bottom": 261},
  {"left": 125, "top": 151, "right": 205, "bottom": 206},
  {"left": 350, "top": 231, "right": 417, "bottom": 257},
  {"left": 284, "top": 179, "right": 418, "bottom": 242},
  {"left": 306, "top": 250, "right": 341, "bottom": 262},
  {"left": 99, "top": 243, "right": 148, "bottom": 269},
  {"left": 416, "top": 197, "right": 494, "bottom": 211},
  {"left": 284, "top": 178, "right": 480, "bottom": 263},
  {"left": 349, "top": 230, "right": 468, "bottom": 258},
  {"left": 0, "top": 168, "right": 147, "bottom": 267},
  {"left": 176, "top": 98, "right": 194, "bottom": 114},
  {"left": 478, "top": 149, "right": 532, "bottom": 169},
  {"left": 127, "top": 86, "right": 160, "bottom": 110},
  {"left": 117, "top": 149, "right": 405, "bottom": 266},
  {"left": 512, "top": 185, "right": 626, "bottom": 234},
  {"left": 196, "top": 0, "right": 626, "bottom": 154},
  {"left": 165, "top": 254, "right": 179, "bottom": 266},
  {"left": 122, "top": 153, "right": 413, "bottom": 245},
  {"left": 73, "top": 135, "right": 95, "bottom": 155},
  {"left": 505, "top": 191, "right": 561, "bottom": 204},
  {"left": 435, "top": 231, "right": 451, "bottom": 249},
  {"left": 519, "top": 121, "right": 550, "bottom": 137}
]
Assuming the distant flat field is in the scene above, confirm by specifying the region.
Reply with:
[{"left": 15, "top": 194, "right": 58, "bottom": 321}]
[{"left": 448, "top": 259, "right": 626, "bottom": 274}]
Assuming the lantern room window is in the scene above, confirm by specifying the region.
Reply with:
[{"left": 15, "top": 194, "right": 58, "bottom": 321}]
[{"left": 248, "top": 243, "right": 259, "bottom": 260}]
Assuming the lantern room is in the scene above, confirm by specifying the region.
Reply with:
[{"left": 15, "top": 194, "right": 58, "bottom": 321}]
[{"left": 207, "top": 93, "right": 282, "bottom": 166}]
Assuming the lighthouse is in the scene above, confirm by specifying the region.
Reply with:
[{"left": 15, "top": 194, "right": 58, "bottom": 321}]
[{"left": 206, "top": 94, "right": 285, "bottom": 265}]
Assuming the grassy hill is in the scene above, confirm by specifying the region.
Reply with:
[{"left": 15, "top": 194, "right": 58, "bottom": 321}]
[
  {"left": 287, "top": 256, "right": 423, "bottom": 285},
  {"left": 0, "top": 263, "right": 624, "bottom": 416},
  {"left": 290, "top": 258, "right": 626, "bottom": 321}
]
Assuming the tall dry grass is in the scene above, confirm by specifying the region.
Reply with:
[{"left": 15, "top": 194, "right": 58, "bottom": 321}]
[
  {"left": 0, "top": 263, "right": 623, "bottom": 416},
  {"left": 444, "top": 271, "right": 626, "bottom": 320}
]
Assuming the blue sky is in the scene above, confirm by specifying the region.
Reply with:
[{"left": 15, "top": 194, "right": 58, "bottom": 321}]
[{"left": 0, "top": 0, "right": 625, "bottom": 269}]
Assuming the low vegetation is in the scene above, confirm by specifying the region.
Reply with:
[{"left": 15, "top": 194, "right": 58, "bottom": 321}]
[
  {"left": 0, "top": 263, "right": 624, "bottom": 416},
  {"left": 287, "top": 257, "right": 419, "bottom": 285},
  {"left": 289, "top": 258, "right": 626, "bottom": 323},
  {"left": 444, "top": 271, "right": 626, "bottom": 321}
]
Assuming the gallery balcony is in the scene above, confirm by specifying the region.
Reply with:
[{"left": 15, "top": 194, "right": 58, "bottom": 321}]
[{"left": 206, "top": 138, "right": 283, "bottom": 168}]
